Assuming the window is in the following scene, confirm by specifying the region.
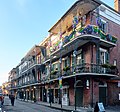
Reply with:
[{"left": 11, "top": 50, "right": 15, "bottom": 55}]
[
  {"left": 100, "top": 48, "right": 109, "bottom": 64},
  {"left": 77, "top": 54, "right": 82, "bottom": 65},
  {"left": 52, "top": 63, "right": 59, "bottom": 71},
  {"left": 99, "top": 19, "right": 107, "bottom": 33},
  {"left": 63, "top": 56, "right": 70, "bottom": 67}
]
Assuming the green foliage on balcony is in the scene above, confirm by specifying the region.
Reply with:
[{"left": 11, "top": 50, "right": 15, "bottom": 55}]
[
  {"left": 77, "top": 25, "right": 117, "bottom": 44},
  {"left": 101, "top": 63, "right": 110, "bottom": 68},
  {"left": 111, "top": 36, "right": 118, "bottom": 43},
  {"left": 50, "top": 25, "right": 117, "bottom": 53},
  {"left": 63, "top": 66, "right": 70, "bottom": 71},
  {"left": 101, "top": 63, "right": 116, "bottom": 69},
  {"left": 50, "top": 68, "right": 58, "bottom": 75},
  {"left": 50, "top": 70, "right": 57, "bottom": 75}
]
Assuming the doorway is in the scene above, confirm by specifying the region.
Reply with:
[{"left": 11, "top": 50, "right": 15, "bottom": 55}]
[
  {"left": 99, "top": 82, "right": 107, "bottom": 106},
  {"left": 76, "top": 87, "right": 83, "bottom": 107}
]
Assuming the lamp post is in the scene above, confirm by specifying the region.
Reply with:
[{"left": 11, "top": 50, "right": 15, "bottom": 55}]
[
  {"left": 59, "top": 57, "right": 62, "bottom": 108},
  {"left": 73, "top": 50, "right": 77, "bottom": 110},
  {"left": 49, "top": 53, "right": 52, "bottom": 107}
]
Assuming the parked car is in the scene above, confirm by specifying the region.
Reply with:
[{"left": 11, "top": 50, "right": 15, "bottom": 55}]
[{"left": 0, "top": 93, "right": 4, "bottom": 105}]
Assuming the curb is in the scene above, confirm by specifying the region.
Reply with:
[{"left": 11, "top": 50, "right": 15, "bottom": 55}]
[
  {"left": 17, "top": 99, "right": 93, "bottom": 112},
  {"left": 36, "top": 102, "right": 73, "bottom": 112}
]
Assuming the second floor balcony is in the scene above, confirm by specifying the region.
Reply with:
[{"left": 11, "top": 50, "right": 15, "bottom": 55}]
[{"left": 49, "top": 63, "right": 118, "bottom": 80}]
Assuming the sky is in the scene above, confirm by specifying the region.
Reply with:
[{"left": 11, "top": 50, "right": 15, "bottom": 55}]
[{"left": 0, "top": 0, "right": 114, "bottom": 85}]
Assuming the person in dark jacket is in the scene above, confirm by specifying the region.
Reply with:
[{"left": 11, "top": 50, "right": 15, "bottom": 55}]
[
  {"left": 94, "top": 102, "right": 99, "bottom": 112},
  {"left": 10, "top": 95, "right": 15, "bottom": 106}
]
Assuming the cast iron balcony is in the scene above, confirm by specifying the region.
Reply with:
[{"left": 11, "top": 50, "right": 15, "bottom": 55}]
[{"left": 61, "top": 63, "right": 118, "bottom": 78}]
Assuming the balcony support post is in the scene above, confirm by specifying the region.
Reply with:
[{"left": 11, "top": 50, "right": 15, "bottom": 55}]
[{"left": 96, "top": 41, "right": 100, "bottom": 72}]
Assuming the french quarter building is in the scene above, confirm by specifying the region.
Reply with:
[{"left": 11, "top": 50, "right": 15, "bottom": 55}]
[{"left": 8, "top": 0, "right": 120, "bottom": 107}]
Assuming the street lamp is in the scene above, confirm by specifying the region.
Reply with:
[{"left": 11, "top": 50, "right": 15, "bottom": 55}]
[
  {"left": 49, "top": 53, "right": 52, "bottom": 107},
  {"left": 59, "top": 57, "right": 62, "bottom": 108},
  {"left": 73, "top": 50, "right": 77, "bottom": 110}
]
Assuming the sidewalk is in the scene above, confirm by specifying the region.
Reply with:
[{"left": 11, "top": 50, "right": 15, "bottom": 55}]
[
  {"left": 18, "top": 99, "right": 120, "bottom": 112},
  {"left": 36, "top": 101, "right": 120, "bottom": 112},
  {"left": 19, "top": 99, "right": 93, "bottom": 112},
  {"left": 36, "top": 101, "right": 93, "bottom": 112}
]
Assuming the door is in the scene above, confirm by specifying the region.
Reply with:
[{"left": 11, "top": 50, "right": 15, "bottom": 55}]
[
  {"left": 43, "top": 88, "right": 47, "bottom": 102},
  {"left": 99, "top": 87, "right": 107, "bottom": 106},
  {"left": 40, "top": 87, "right": 42, "bottom": 101},
  {"left": 76, "top": 87, "right": 83, "bottom": 107},
  {"left": 49, "top": 89, "right": 54, "bottom": 103}
]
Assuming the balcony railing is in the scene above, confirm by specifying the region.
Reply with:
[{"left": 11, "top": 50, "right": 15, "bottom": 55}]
[
  {"left": 48, "top": 63, "right": 118, "bottom": 80},
  {"left": 21, "top": 61, "right": 36, "bottom": 72},
  {"left": 50, "top": 25, "right": 117, "bottom": 53},
  {"left": 62, "top": 63, "right": 118, "bottom": 75}
]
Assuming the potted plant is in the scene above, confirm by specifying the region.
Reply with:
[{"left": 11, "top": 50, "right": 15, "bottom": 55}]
[
  {"left": 101, "top": 63, "right": 110, "bottom": 68},
  {"left": 50, "top": 68, "right": 59, "bottom": 75},
  {"left": 63, "top": 66, "right": 70, "bottom": 71},
  {"left": 110, "top": 65, "right": 116, "bottom": 69}
]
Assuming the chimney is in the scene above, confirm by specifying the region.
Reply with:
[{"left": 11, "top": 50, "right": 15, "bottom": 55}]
[{"left": 114, "top": 0, "right": 120, "bottom": 12}]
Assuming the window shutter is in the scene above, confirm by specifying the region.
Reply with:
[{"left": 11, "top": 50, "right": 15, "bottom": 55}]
[{"left": 105, "top": 52, "right": 109, "bottom": 63}]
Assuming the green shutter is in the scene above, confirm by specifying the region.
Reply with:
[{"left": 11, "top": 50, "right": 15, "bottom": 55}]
[{"left": 105, "top": 52, "right": 109, "bottom": 63}]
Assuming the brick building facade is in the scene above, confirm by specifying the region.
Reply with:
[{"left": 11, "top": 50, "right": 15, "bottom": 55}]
[{"left": 8, "top": 0, "right": 120, "bottom": 108}]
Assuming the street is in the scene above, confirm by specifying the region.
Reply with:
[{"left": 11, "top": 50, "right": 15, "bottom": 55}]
[
  {"left": 2, "top": 96, "right": 65, "bottom": 112},
  {"left": 1, "top": 96, "right": 120, "bottom": 112}
]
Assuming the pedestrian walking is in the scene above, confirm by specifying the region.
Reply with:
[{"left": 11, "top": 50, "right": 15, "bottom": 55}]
[
  {"left": 10, "top": 95, "right": 15, "bottom": 106},
  {"left": 94, "top": 102, "right": 99, "bottom": 112}
]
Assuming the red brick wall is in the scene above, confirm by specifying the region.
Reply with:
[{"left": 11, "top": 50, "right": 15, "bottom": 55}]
[
  {"left": 83, "top": 44, "right": 92, "bottom": 63},
  {"left": 93, "top": 81, "right": 99, "bottom": 105},
  {"left": 92, "top": 12, "right": 120, "bottom": 76},
  {"left": 107, "top": 82, "right": 120, "bottom": 105},
  {"left": 83, "top": 88, "right": 91, "bottom": 107},
  {"left": 69, "top": 87, "right": 74, "bottom": 106}
]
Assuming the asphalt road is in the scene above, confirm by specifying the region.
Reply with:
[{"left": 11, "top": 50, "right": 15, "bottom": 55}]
[
  {"left": 2, "top": 96, "right": 120, "bottom": 112},
  {"left": 2, "top": 96, "right": 66, "bottom": 112}
]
